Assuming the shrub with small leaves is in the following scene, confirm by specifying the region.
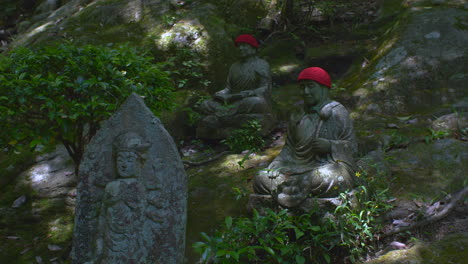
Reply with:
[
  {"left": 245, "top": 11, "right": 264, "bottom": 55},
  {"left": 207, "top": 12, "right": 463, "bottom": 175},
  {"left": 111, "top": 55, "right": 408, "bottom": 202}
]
[
  {"left": 0, "top": 42, "right": 175, "bottom": 172},
  {"left": 222, "top": 120, "right": 265, "bottom": 153}
]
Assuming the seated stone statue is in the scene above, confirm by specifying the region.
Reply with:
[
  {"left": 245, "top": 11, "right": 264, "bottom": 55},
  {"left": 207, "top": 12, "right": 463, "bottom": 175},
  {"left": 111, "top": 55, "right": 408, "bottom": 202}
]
[
  {"left": 196, "top": 34, "right": 275, "bottom": 139},
  {"left": 253, "top": 67, "right": 357, "bottom": 208}
]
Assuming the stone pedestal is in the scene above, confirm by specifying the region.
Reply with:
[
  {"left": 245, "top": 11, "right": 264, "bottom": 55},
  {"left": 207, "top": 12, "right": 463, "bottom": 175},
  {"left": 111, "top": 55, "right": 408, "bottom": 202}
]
[{"left": 247, "top": 189, "right": 360, "bottom": 214}]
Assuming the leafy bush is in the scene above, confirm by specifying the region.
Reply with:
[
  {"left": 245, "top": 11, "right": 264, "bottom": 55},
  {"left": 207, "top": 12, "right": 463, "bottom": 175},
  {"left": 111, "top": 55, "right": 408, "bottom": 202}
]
[
  {"left": 193, "top": 184, "right": 393, "bottom": 263},
  {"left": 0, "top": 43, "right": 175, "bottom": 172},
  {"left": 163, "top": 47, "right": 210, "bottom": 90},
  {"left": 222, "top": 120, "right": 265, "bottom": 153}
]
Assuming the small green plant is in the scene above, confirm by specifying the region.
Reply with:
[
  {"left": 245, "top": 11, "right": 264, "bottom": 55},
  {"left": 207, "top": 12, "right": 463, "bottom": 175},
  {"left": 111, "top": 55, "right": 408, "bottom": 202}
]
[
  {"left": 194, "top": 179, "right": 393, "bottom": 263},
  {"left": 193, "top": 208, "right": 333, "bottom": 264},
  {"left": 334, "top": 186, "right": 393, "bottom": 261},
  {"left": 384, "top": 131, "right": 410, "bottom": 151},
  {"left": 424, "top": 128, "right": 449, "bottom": 144},
  {"left": 222, "top": 120, "right": 264, "bottom": 153},
  {"left": 232, "top": 187, "right": 248, "bottom": 201},
  {"left": 183, "top": 95, "right": 211, "bottom": 126}
]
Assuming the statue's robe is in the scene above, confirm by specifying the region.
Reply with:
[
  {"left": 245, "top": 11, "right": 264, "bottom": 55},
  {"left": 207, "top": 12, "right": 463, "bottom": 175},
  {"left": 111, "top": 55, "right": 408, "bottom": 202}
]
[
  {"left": 93, "top": 178, "right": 147, "bottom": 264},
  {"left": 254, "top": 101, "right": 357, "bottom": 207},
  {"left": 200, "top": 56, "right": 272, "bottom": 116},
  {"left": 197, "top": 56, "right": 274, "bottom": 139}
]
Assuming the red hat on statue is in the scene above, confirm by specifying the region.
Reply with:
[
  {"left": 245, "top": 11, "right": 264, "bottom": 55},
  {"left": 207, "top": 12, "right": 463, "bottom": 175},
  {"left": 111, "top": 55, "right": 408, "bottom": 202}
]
[
  {"left": 297, "top": 67, "right": 332, "bottom": 88},
  {"left": 234, "top": 34, "right": 259, "bottom": 48}
]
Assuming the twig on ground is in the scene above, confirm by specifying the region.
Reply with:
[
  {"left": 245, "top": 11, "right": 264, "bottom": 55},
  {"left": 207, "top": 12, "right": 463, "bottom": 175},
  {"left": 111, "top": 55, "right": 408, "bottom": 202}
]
[{"left": 382, "top": 186, "right": 468, "bottom": 238}]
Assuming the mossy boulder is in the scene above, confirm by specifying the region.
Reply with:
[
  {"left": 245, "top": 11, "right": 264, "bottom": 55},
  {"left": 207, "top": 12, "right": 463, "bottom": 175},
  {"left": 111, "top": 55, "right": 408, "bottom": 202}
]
[
  {"left": 386, "top": 138, "right": 467, "bottom": 197},
  {"left": 367, "top": 232, "right": 468, "bottom": 264},
  {"left": 344, "top": 2, "right": 467, "bottom": 118}
]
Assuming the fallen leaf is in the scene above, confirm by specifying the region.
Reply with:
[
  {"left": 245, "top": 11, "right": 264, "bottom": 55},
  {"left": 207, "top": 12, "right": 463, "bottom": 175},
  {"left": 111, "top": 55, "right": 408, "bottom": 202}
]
[
  {"left": 20, "top": 248, "right": 30, "bottom": 255},
  {"left": 390, "top": 241, "right": 407, "bottom": 249},
  {"left": 35, "top": 256, "right": 43, "bottom": 264},
  {"left": 47, "top": 244, "right": 62, "bottom": 251},
  {"left": 392, "top": 219, "right": 410, "bottom": 226}
]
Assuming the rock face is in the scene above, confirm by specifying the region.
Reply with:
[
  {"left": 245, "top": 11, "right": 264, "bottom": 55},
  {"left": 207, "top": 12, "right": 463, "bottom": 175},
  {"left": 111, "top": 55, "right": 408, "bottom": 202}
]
[
  {"left": 18, "top": 145, "right": 76, "bottom": 201},
  {"left": 351, "top": 4, "right": 467, "bottom": 117},
  {"left": 71, "top": 93, "right": 187, "bottom": 264},
  {"left": 387, "top": 138, "right": 467, "bottom": 195}
]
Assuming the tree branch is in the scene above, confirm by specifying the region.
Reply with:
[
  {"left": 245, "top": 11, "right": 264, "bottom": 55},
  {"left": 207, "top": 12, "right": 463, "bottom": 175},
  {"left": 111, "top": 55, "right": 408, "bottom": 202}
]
[{"left": 382, "top": 186, "right": 468, "bottom": 238}]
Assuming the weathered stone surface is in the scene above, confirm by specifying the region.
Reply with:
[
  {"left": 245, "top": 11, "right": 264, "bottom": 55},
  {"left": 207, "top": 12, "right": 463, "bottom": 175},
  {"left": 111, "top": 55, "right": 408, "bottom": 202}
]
[
  {"left": 248, "top": 189, "right": 360, "bottom": 215},
  {"left": 18, "top": 145, "right": 76, "bottom": 199},
  {"left": 357, "top": 149, "right": 392, "bottom": 180},
  {"left": 253, "top": 69, "right": 357, "bottom": 210},
  {"left": 11, "top": 195, "right": 27, "bottom": 208},
  {"left": 431, "top": 112, "right": 467, "bottom": 136},
  {"left": 351, "top": 6, "right": 467, "bottom": 117},
  {"left": 387, "top": 138, "right": 467, "bottom": 196},
  {"left": 366, "top": 232, "right": 468, "bottom": 264},
  {"left": 72, "top": 93, "right": 187, "bottom": 264},
  {"left": 196, "top": 40, "right": 276, "bottom": 140}
]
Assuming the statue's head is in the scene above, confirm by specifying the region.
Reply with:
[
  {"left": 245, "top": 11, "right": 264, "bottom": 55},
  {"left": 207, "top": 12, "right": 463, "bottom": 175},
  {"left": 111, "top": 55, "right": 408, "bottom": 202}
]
[
  {"left": 235, "top": 34, "right": 258, "bottom": 58},
  {"left": 297, "top": 67, "right": 331, "bottom": 107},
  {"left": 113, "top": 132, "right": 150, "bottom": 178}
]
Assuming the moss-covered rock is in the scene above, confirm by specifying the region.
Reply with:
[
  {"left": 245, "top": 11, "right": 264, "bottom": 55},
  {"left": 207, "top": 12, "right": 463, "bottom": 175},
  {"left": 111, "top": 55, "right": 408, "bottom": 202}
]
[
  {"left": 343, "top": 2, "right": 467, "bottom": 118},
  {"left": 386, "top": 138, "right": 467, "bottom": 197},
  {"left": 367, "top": 232, "right": 468, "bottom": 264}
]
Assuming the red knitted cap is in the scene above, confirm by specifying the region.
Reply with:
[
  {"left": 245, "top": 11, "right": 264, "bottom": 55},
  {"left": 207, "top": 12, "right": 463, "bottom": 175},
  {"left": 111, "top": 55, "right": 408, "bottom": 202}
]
[
  {"left": 297, "top": 67, "right": 331, "bottom": 88},
  {"left": 234, "top": 34, "right": 259, "bottom": 48}
]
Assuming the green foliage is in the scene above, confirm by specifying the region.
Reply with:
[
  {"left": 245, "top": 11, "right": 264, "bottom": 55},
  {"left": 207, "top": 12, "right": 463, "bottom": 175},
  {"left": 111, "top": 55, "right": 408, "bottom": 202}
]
[
  {"left": 183, "top": 95, "right": 211, "bottom": 126},
  {"left": 384, "top": 130, "right": 411, "bottom": 151},
  {"left": 333, "top": 186, "right": 393, "bottom": 262},
  {"left": 163, "top": 47, "right": 211, "bottom": 90},
  {"left": 222, "top": 120, "right": 265, "bottom": 153},
  {"left": 194, "top": 180, "right": 393, "bottom": 263},
  {"left": 424, "top": 128, "right": 449, "bottom": 144},
  {"left": 0, "top": 42, "right": 175, "bottom": 170}
]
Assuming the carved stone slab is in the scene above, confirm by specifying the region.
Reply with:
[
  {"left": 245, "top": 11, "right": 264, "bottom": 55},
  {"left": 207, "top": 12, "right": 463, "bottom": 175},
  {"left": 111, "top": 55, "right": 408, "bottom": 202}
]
[{"left": 72, "top": 93, "right": 187, "bottom": 264}]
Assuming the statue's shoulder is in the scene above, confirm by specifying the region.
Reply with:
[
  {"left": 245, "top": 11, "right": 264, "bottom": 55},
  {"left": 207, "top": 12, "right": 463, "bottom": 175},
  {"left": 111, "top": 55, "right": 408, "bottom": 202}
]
[
  {"left": 253, "top": 57, "right": 270, "bottom": 75},
  {"left": 320, "top": 101, "right": 349, "bottom": 119}
]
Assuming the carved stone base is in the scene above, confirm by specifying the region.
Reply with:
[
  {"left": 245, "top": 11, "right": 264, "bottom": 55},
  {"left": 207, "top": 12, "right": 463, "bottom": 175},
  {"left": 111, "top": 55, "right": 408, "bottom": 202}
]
[
  {"left": 248, "top": 189, "right": 360, "bottom": 215},
  {"left": 247, "top": 194, "right": 275, "bottom": 214}
]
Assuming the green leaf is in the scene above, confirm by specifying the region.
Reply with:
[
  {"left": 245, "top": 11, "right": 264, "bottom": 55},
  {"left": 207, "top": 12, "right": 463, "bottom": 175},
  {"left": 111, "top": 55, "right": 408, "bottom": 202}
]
[
  {"left": 275, "top": 236, "right": 285, "bottom": 245},
  {"left": 294, "top": 228, "right": 304, "bottom": 239},
  {"left": 264, "top": 247, "right": 275, "bottom": 256},
  {"left": 310, "top": 226, "right": 321, "bottom": 232},
  {"left": 225, "top": 216, "right": 233, "bottom": 229},
  {"left": 192, "top": 242, "right": 206, "bottom": 250},
  {"left": 200, "top": 232, "right": 211, "bottom": 242},
  {"left": 216, "top": 250, "right": 228, "bottom": 257},
  {"left": 295, "top": 255, "right": 305, "bottom": 264}
]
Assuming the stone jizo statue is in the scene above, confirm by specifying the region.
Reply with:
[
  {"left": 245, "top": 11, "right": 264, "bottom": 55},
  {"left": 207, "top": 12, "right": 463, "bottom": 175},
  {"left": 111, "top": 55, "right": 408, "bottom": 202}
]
[
  {"left": 72, "top": 93, "right": 187, "bottom": 264},
  {"left": 86, "top": 132, "right": 150, "bottom": 264},
  {"left": 253, "top": 67, "right": 357, "bottom": 208},
  {"left": 197, "top": 34, "right": 275, "bottom": 139}
]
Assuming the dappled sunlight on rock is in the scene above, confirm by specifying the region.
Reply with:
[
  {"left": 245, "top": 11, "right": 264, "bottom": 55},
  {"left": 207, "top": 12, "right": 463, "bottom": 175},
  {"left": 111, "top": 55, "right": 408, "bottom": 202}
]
[
  {"left": 29, "top": 163, "right": 50, "bottom": 186},
  {"left": 25, "top": 21, "right": 53, "bottom": 39},
  {"left": 19, "top": 145, "right": 76, "bottom": 199},
  {"left": 157, "top": 19, "right": 208, "bottom": 53},
  {"left": 276, "top": 63, "right": 300, "bottom": 74}
]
